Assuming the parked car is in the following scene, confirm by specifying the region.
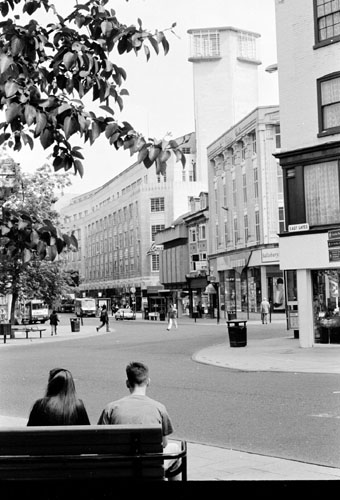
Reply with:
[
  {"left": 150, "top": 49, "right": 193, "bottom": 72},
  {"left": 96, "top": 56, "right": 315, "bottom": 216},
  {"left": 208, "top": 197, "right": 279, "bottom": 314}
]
[{"left": 115, "top": 308, "right": 135, "bottom": 320}]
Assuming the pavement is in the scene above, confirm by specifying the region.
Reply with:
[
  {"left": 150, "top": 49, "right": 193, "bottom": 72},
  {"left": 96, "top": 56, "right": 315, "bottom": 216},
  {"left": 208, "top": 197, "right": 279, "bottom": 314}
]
[{"left": 1, "top": 314, "right": 340, "bottom": 481}]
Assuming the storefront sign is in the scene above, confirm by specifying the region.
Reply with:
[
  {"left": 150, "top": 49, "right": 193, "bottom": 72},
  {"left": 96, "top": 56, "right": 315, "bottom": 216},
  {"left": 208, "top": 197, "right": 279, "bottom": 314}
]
[
  {"left": 261, "top": 249, "right": 280, "bottom": 263},
  {"left": 288, "top": 223, "right": 309, "bottom": 232},
  {"left": 328, "top": 229, "right": 340, "bottom": 240},
  {"left": 329, "top": 248, "right": 340, "bottom": 262}
]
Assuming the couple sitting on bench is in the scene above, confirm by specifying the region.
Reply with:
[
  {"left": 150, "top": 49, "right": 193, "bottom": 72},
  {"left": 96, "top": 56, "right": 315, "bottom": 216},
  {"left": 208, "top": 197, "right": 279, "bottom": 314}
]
[{"left": 27, "top": 362, "right": 181, "bottom": 479}]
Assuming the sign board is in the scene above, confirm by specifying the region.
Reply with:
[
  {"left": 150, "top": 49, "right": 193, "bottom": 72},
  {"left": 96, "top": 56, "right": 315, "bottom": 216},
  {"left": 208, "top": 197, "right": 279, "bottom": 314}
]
[
  {"left": 146, "top": 243, "right": 163, "bottom": 255},
  {"left": 329, "top": 248, "right": 340, "bottom": 262},
  {"left": 288, "top": 223, "right": 309, "bottom": 232},
  {"left": 328, "top": 239, "right": 340, "bottom": 248},
  {"left": 261, "top": 249, "right": 280, "bottom": 263},
  {"left": 328, "top": 229, "right": 340, "bottom": 240},
  {"left": 288, "top": 311, "right": 299, "bottom": 329}
]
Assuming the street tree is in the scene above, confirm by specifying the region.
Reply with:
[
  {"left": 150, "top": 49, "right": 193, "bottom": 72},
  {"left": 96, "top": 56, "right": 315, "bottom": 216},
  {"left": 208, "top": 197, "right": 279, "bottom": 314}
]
[{"left": 0, "top": 163, "right": 77, "bottom": 325}]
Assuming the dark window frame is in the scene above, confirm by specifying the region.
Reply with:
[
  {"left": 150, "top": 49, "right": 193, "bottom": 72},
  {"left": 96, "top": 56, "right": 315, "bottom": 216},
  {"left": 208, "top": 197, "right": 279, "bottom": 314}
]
[
  {"left": 313, "top": 0, "right": 340, "bottom": 48},
  {"left": 317, "top": 71, "right": 340, "bottom": 137}
]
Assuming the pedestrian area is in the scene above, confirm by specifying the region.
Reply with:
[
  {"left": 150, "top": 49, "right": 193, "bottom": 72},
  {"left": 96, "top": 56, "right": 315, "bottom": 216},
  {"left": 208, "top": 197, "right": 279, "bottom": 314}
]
[{"left": 1, "top": 317, "right": 340, "bottom": 481}]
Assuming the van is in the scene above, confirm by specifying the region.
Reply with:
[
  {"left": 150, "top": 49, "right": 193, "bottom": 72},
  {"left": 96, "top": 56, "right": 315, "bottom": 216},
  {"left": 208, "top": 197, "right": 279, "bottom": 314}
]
[{"left": 75, "top": 298, "right": 96, "bottom": 317}]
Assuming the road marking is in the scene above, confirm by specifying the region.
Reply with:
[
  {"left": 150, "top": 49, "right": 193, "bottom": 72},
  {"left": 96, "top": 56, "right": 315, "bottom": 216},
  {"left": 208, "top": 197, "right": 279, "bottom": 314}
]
[{"left": 310, "top": 413, "right": 340, "bottom": 419}]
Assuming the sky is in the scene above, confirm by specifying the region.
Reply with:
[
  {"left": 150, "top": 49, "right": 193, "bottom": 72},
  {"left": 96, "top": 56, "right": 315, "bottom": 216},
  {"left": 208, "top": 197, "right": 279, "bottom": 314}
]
[{"left": 11, "top": 0, "right": 279, "bottom": 195}]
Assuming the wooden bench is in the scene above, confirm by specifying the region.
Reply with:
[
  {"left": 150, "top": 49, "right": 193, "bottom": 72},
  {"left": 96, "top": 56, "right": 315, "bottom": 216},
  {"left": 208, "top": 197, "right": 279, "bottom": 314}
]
[{"left": 0, "top": 424, "right": 187, "bottom": 482}]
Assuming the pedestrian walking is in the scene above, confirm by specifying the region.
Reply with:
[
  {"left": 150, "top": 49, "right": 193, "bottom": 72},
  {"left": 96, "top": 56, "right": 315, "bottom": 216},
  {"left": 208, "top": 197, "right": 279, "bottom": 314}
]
[
  {"left": 166, "top": 303, "right": 178, "bottom": 331},
  {"left": 79, "top": 308, "right": 84, "bottom": 326},
  {"left": 49, "top": 310, "right": 60, "bottom": 336},
  {"left": 96, "top": 304, "right": 110, "bottom": 332},
  {"left": 260, "top": 298, "right": 270, "bottom": 324}
]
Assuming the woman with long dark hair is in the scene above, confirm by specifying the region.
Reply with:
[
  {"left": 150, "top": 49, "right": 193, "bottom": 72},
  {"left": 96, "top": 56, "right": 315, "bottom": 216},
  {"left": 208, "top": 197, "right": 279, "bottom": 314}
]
[{"left": 27, "top": 368, "right": 90, "bottom": 426}]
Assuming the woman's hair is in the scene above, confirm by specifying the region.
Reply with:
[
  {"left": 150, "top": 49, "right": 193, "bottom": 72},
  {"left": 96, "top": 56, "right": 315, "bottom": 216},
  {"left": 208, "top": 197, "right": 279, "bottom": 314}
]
[{"left": 43, "top": 368, "right": 79, "bottom": 424}]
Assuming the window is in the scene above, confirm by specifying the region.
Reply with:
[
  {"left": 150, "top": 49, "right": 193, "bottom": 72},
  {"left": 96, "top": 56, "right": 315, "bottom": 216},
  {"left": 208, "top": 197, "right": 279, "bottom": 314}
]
[
  {"left": 151, "top": 224, "right": 165, "bottom": 241},
  {"left": 253, "top": 167, "right": 259, "bottom": 199},
  {"left": 223, "top": 176, "right": 227, "bottom": 207},
  {"left": 238, "top": 32, "right": 258, "bottom": 60},
  {"left": 189, "top": 161, "right": 196, "bottom": 182},
  {"left": 224, "top": 219, "right": 228, "bottom": 246},
  {"left": 314, "top": 0, "right": 340, "bottom": 46},
  {"left": 317, "top": 73, "right": 340, "bottom": 135},
  {"left": 244, "top": 214, "right": 249, "bottom": 242},
  {"left": 151, "top": 254, "right": 159, "bottom": 271},
  {"left": 278, "top": 207, "right": 285, "bottom": 233},
  {"left": 242, "top": 171, "right": 247, "bottom": 204},
  {"left": 199, "top": 224, "right": 206, "bottom": 240},
  {"left": 150, "top": 197, "right": 164, "bottom": 212},
  {"left": 255, "top": 210, "right": 260, "bottom": 244},
  {"left": 250, "top": 132, "right": 256, "bottom": 155},
  {"left": 191, "top": 30, "right": 220, "bottom": 58},
  {"left": 232, "top": 177, "right": 237, "bottom": 207},
  {"left": 277, "top": 162, "right": 283, "bottom": 199},
  {"left": 233, "top": 217, "right": 238, "bottom": 245},
  {"left": 304, "top": 161, "right": 340, "bottom": 225},
  {"left": 241, "top": 141, "right": 246, "bottom": 161},
  {"left": 275, "top": 124, "right": 281, "bottom": 149},
  {"left": 189, "top": 227, "right": 197, "bottom": 242}
]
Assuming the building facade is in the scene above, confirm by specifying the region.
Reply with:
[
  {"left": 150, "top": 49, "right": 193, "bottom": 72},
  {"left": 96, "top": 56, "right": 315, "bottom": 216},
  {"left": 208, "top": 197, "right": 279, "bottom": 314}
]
[
  {"left": 188, "top": 26, "right": 262, "bottom": 187},
  {"left": 275, "top": 0, "right": 340, "bottom": 346},
  {"left": 207, "top": 106, "right": 284, "bottom": 320},
  {"left": 155, "top": 192, "right": 210, "bottom": 318},
  {"left": 60, "top": 133, "right": 205, "bottom": 313}
]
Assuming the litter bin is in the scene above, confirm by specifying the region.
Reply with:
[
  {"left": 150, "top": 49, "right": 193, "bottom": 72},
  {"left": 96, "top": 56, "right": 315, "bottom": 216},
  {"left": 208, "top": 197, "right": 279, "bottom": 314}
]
[
  {"left": 159, "top": 310, "right": 166, "bottom": 321},
  {"left": 226, "top": 319, "right": 247, "bottom": 347},
  {"left": 0, "top": 323, "right": 12, "bottom": 343},
  {"left": 70, "top": 318, "right": 80, "bottom": 332},
  {"left": 227, "top": 311, "right": 237, "bottom": 320}
]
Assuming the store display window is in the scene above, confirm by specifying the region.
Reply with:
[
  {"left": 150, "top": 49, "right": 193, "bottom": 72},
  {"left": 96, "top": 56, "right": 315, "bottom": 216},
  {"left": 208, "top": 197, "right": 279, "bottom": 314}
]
[{"left": 312, "top": 269, "right": 340, "bottom": 344}]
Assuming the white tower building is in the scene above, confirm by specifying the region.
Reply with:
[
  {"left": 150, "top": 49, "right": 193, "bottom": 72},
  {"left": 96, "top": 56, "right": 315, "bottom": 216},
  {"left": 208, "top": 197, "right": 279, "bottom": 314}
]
[{"left": 188, "top": 26, "right": 262, "bottom": 187}]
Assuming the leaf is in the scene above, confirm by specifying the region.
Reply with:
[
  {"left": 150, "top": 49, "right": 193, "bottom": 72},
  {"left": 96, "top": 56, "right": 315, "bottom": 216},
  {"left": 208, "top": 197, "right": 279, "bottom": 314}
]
[
  {"left": 23, "top": 248, "right": 32, "bottom": 263},
  {"left": 148, "top": 36, "right": 159, "bottom": 54},
  {"left": 159, "top": 150, "right": 171, "bottom": 163},
  {"left": 40, "top": 128, "right": 54, "bottom": 150},
  {"left": 90, "top": 121, "right": 101, "bottom": 144},
  {"left": 34, "top": 112, "right": 47, "bottom": 136},
  {"left": 74, "top": 159, "right": 84, "bottom": 178},
  {"left": 24, "top": 104, "right": 37, "bottom": 126},
  {"left": 148, "top": 146, "right": 161, "bottom": 162},
  {"left": 144, "top": 45, "right": 150, "bottom": 61},
  {"left": 161, "top": 37, "right": 170, "bottom": 55},
  {"left": 5, "top": 102, "right": 21, "bottom": 123},
  {"left": 0, "top": 53, "right": 13, "bottom": 73},
  {"left": 4, "top": 81, "right": 19, "bottom": 97},
  {"left": 101, "top": 20, "right": 112, "bottom": 36},
  {"left": 99, "top": 104, "right": 115, "bottom": 115},
  {"left": 64, "top": 115, "right": 78, "bottom": 140},
  {"left": 63, "top": 51, "right": 76, "bottom": 70}
]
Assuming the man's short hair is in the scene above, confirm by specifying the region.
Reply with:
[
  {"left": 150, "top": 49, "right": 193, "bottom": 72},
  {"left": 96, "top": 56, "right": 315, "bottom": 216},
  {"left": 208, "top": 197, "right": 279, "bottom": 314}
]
[{"left": 126, "top": 361, "right": 149, "bottom": 386}]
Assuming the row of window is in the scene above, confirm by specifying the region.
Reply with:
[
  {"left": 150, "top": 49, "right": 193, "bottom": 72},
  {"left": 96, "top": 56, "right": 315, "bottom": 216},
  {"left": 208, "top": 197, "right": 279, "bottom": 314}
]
[{"left": 190, "top": 29, "right": 259, "bottom": 62}]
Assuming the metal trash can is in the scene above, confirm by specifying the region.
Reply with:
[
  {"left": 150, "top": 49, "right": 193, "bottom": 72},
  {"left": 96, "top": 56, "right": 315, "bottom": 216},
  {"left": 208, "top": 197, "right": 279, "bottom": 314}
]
[
  {"left": 226, "top": 320, "right": 247, "bottom": 347},
  {"left": 70, "top": 318, "right": 80, "bottom": 332},
  {"left": 0, "top": 323, "right": 12, "bottom": 343}
]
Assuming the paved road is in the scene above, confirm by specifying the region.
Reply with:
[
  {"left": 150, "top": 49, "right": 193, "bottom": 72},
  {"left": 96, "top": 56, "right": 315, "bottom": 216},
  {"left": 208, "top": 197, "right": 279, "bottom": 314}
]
[{"left": 1, "top": 315, "right": 340, "bottom": 469}]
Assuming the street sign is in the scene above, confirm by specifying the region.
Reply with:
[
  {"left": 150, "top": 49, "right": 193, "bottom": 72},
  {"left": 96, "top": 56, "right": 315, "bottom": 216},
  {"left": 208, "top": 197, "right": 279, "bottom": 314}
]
[
  {"left": 328, "top": 229, "right": 340, "bottom": 240},
  {"left": 328, "top": 239, "right": 340, "bottom": 248},
  {"left": 329, "top": 248, "right": 340, "bottom": 262}
]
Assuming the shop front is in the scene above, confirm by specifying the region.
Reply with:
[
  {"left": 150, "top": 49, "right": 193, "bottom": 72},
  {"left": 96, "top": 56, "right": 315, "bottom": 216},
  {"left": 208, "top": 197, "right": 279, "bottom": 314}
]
[{"left": 312, "top": 269, "right": 340, "bottom": 344}]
